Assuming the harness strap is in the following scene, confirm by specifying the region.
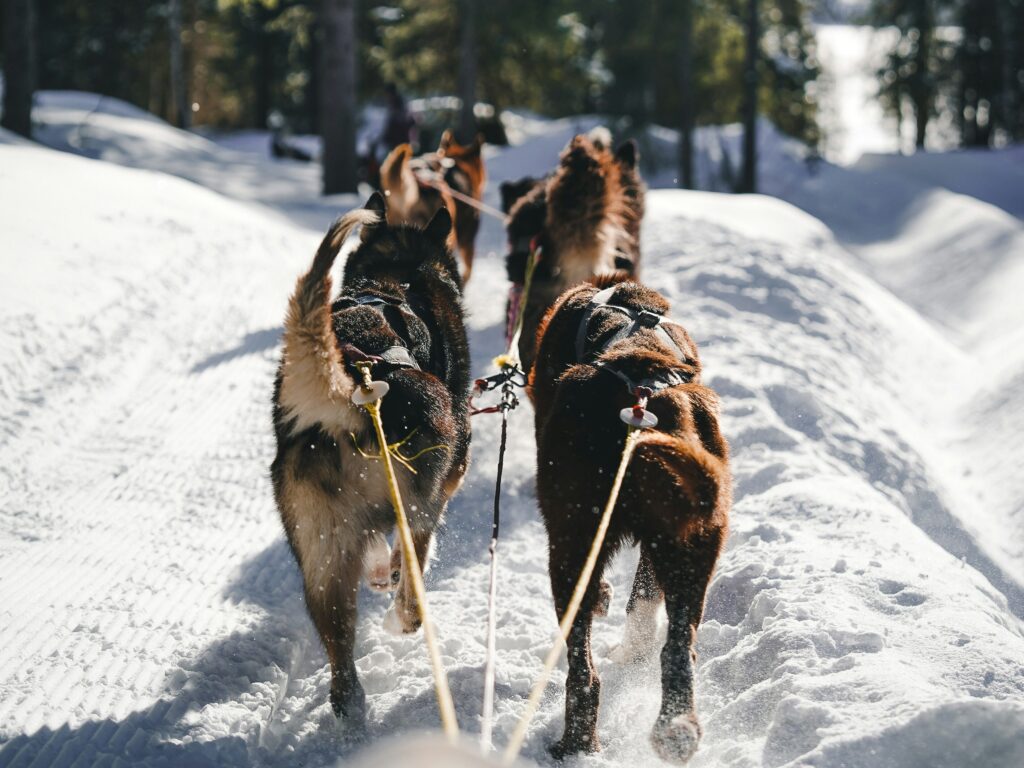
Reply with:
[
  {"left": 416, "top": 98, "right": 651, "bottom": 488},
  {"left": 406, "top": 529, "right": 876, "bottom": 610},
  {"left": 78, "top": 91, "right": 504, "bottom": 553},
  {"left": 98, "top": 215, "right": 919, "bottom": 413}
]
[
  {"left": 597, "top": 364, "right": 688, "bottom": 395},
  {"left": 338, "top": 293, "right": 421, "bottom": 371},
  {"left": 377, "top": 345, "right": 420, "bottom": 371},
  {"left": 574, "top": 286, "right": 692, "bottom": 393}
]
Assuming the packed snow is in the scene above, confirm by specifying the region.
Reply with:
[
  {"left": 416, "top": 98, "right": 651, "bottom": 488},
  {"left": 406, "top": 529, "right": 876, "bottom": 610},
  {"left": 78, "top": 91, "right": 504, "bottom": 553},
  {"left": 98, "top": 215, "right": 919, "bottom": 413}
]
[{"left": 1, "top": 93, "right": 1023, "bottom": 768}]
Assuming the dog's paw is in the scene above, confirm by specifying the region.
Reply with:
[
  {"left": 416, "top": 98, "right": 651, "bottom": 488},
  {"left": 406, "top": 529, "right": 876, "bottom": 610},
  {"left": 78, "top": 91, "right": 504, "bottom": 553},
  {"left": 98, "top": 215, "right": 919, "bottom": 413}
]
[
  {"left": 608, "top": 598, "right": 659, "bottom": 663},
  {"left": 363, "top": 536, "right": 397, "bottom": 593},
  {"left": 650, "top": 712, "right": 701, "bottom": 764},
  {"left": 382, "top": 604, "right": 404, "bottom": 635},
  {"left": 382, "top": 602, "right": 421, "bottom": 635},
  {"left": 608, "top": 638, "right": 655, "bottom": 665},
  {"left": 329, "top": 685, "right": 368, "bottom": 733},
  {"left": 548, "top": 733, "right": 600, "bottom": 760}
]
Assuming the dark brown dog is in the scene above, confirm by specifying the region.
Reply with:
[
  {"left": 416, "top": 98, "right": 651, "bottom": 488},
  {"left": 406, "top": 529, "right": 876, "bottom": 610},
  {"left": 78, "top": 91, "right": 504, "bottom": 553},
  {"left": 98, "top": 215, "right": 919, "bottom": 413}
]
[
  {"left": 506, "top": 130, "right": 645, "bottom": 372},
  {"left": 271, "top": 193, "right": 470, "bottom": 727},
  {"left": 529, "top": 278, "right": 730, "bottom": 763}
]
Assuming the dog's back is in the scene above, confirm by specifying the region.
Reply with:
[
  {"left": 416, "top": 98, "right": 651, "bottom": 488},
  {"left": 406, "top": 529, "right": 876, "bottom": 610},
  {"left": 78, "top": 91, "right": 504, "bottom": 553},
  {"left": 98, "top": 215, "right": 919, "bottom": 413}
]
[
  {"left": 528, "top": 278, "right": 729, "bottom": 762},
  {"left": 505, "top": 132, "right": 644, "bottom": 372}
]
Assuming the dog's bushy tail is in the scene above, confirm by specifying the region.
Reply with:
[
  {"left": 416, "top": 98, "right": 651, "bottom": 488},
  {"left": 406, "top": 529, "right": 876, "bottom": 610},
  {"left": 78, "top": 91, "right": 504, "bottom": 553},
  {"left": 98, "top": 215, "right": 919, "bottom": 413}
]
[{"left": 279, "top": 208, "right": 379, "bottom": 430}]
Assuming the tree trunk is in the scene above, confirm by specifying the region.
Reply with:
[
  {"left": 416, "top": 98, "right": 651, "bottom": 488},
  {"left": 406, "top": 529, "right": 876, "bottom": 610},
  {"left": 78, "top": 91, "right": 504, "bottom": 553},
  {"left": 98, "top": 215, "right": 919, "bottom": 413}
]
[
  {"left": 997, "top": 0, "right": 1018, "bottom": 139},
  {"left": 740, "top": 0, "right": 758, "bottom": 193},
  {"left": 320, "top": 0, "right": 358, "bottom": 195},
  {"left": 678, "top": 0, "right": 694, "bottom": 189},
  {"left": 457, "top": 0, "right": 478, "bottom": 143},
  {"left": 914, "top": 101, "right": 929, "bottom": 149},
  {"left": 308, "top": 17, "right": 320, "bottom": 135},
  {"left": 2, "top": 0, "right": 36, "bottom": 138},
  {"left": 255, "top": 2, "right": 272, "bottom": 129},
  {"left": 169, "top": 0, "right": 189, "bottom": 129}
]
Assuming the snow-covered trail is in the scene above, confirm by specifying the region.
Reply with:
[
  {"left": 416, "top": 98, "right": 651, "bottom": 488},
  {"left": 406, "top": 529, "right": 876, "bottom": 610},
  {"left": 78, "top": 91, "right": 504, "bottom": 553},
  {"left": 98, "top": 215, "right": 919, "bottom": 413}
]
[{"left": 2, "top": 106, "right": 1024, "bottom": 768}]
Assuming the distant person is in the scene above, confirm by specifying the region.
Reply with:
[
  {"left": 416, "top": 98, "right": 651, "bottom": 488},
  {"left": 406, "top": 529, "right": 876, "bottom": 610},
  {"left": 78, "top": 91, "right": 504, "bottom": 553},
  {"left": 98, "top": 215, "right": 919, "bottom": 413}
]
[
  {"left": 379, "top": 83, "right": 417, "bottom": 155},
  {"left": 268, "top": 110, "right": 312, "bottom": 162}
]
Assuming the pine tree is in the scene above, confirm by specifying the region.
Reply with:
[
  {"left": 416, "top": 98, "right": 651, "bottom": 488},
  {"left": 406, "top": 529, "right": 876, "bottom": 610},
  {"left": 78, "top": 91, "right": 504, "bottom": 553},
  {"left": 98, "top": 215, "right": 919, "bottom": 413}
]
[
  {"left": 1, "top": 0, "right": 36, "bottom": 138},
  {"left": 320, "top": 0, "right": 358, "bottom": 194},
  {"left": 873, "top": 0, "right": 952, "bottom": 150},
  {"left": 457, "top": 0, "right": 477, "bottom": 142},
  {"left": 679, "top": 0, "right": 695, "bottom": 189},
  {"left": 740, "top": 0, "right": 759, "bottom": 193}
]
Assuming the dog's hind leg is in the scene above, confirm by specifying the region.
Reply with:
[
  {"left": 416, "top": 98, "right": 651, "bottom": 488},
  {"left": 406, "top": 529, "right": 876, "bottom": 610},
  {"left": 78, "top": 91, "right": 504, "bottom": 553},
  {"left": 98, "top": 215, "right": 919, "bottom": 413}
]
[
  {"left": 301, "top": 537, "right": 368, "bottom": 727},
  {"left": 609, "top": 546, "right": 663, "bottom": 663},
  {"left": 547, "top": 536, "right": 610, "bottom": 759},
  {"left": 648, "top": 535, "right": 721, "bottom": 764}
]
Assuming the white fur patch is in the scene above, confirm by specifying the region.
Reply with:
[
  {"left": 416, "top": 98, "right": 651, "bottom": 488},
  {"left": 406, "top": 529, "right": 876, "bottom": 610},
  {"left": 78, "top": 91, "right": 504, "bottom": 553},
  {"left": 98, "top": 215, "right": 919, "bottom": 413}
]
[
  {"left": 279, "top": 358, "right": 361, "bottom": 438},
  {"left": 587, "top": 126, "right": 613, "bottom": 151},
  {"left": 331, "top": 208, "right": 380, "bottom": 249}
]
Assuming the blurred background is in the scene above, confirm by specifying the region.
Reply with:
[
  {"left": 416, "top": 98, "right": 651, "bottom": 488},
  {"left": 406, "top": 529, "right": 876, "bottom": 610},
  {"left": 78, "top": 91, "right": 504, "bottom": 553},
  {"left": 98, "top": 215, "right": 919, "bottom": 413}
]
[{"left": 1, "top": 0, "right": 1021, "bottom": 194}]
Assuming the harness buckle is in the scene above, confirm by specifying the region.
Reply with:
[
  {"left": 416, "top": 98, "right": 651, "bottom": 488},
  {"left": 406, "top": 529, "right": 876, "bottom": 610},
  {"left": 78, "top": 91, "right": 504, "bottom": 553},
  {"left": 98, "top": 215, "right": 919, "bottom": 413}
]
[
  {"left": 636, "top": 310, "right": 662, "bottom": 328},
  {"left": 619, "top": 385, "right": 658, "bottom": 429}
]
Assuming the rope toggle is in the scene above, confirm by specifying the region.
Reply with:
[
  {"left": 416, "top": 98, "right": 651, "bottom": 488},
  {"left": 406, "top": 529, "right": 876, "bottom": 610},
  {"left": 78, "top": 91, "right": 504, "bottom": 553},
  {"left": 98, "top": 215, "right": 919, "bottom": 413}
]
[
  {"left": 621, "top": 385, "right": 659, "bottom": 429},
  {"left": 470, "top": 365, "right": 527, "bottom": 416}
]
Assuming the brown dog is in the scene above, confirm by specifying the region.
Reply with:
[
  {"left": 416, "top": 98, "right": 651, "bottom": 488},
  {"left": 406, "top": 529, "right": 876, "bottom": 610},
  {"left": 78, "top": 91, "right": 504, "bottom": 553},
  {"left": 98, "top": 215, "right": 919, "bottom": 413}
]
[
  {"left": 271, "top": 192, "right": 471, "bottom": 727},
  {"left": 529, "top": 278, "right": 730, "bottom": 763},
  {"left": 437, "top": 130, "right": 487, "bottom": 281},
  {"left": 378, "top": 131, "right": 486, "bottom": 280},
  {"left": 506, "top": 130, "right": 644, "bottom": 373}
]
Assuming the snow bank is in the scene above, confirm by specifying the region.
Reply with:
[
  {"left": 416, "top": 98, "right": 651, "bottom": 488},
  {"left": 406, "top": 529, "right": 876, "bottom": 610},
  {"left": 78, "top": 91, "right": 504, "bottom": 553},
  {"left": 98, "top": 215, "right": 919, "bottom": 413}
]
[
  {"left": 29, "top": 90, "right": 353, "bottom": 231},
  {"left": 760, "top": 150, "right": 1024, "bottom": 593}
]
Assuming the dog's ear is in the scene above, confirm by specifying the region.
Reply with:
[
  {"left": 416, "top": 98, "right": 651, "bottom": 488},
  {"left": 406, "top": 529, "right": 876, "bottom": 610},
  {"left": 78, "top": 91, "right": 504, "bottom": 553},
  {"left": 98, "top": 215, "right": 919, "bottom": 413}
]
[
  {"left": 615, "top": 139, "right": 639, "bottom": 170},
  {"left": 438, "top": 130, "right": 453, "bottom": 152},
  {"left": 358, "top": 192, "right": 386, "bottom": 238},
  {"left": 424, "top": 206, "right": 453, "bottom": 243},
  {"left": 466, "top": 133, "right": 484, "bottom": 156},
  {"left": 364, "top": 191, "right": 387, "bottom": 216}
]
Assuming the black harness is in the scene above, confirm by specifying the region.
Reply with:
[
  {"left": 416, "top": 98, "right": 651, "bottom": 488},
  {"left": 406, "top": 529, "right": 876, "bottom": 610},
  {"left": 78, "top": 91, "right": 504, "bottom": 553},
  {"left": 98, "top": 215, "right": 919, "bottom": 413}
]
[
  {"left": 575, "top": 286, "right": 692, "bottom": 394},
  {"left": 336, "top": 293, "right": 421, "bottom": 371}
]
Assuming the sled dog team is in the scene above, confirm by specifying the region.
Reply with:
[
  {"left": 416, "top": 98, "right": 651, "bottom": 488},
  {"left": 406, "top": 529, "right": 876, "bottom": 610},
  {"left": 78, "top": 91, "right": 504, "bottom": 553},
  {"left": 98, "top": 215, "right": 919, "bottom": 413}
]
[{"left": 271, "top": 129, "right": 731, "bottom": 763}]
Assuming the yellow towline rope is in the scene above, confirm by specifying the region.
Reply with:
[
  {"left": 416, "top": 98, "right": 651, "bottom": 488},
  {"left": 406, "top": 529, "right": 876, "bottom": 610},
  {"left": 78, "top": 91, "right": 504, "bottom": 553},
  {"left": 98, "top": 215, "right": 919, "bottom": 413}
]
[
  {"left": 353, "top": 362, "right": 460, "bottom": 743},
  {"left": 502, "top": 426, "right": 643, "bottom": 764}
]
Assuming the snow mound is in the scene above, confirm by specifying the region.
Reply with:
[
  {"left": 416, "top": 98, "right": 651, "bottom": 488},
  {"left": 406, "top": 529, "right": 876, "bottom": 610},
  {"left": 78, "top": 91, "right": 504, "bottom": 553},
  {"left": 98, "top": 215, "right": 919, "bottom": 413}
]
[
  {"left": 764, "top": 145, "right": 1024, "bottom": 589},
  {"left": 30, "top": 90, "right": 350, "bottom": 230}
]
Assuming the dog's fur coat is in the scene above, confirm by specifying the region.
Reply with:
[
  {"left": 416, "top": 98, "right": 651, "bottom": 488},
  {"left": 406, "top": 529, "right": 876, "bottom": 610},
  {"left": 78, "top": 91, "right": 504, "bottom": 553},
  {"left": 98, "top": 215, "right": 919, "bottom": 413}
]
[
  {"left": 505, "top": 130, "right": 645, "bottom": 372},
  {"left": 271, "top": 193, "right": 470, "bottom": 726},
  {"left": 529, "top": 279, "right": 730, "bottom": 763}
]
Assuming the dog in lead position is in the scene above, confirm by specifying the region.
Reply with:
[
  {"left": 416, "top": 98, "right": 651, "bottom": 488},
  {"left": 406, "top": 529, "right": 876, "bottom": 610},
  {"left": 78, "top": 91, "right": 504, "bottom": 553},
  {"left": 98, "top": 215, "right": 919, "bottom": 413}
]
[
  {"left": 528, "top": 278, "right": 730, "bottom": 763},
  {"left": 271, "top": 193, "right": 471, "bottom": 726}
]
